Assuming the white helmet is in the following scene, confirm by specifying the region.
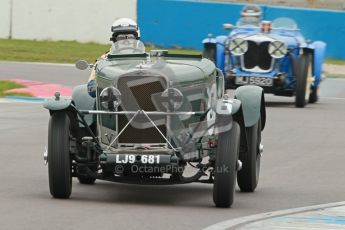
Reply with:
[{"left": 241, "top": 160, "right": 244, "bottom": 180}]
[
  {"left": 241, "top": 4, "right": 262, "bottom": 18},
  {"left": 110, "top": 18, "right": 141, "bottom": 42}
]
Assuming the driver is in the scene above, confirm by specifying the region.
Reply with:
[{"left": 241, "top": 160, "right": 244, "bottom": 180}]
[
  {"left": 238, "top": 4, "right": 262, "bottom": 26},
  {"left": 87, "top": 18, "right": 142, "bottom": 97}
]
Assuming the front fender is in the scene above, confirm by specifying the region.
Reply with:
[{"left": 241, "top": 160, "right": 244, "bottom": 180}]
[
  {"left": 43, "top": 97, "right": 72, "bottom": 112},
  {"left": 234, "top": 85, "right": 266, "bottom": 129},
  {"left": 72, "top": 84, "right": 95, "bottom": 126}
]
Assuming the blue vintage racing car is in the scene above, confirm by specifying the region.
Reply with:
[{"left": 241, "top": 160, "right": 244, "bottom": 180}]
[{"left": 203, "top": 5, "right": 326, "bottom": 107}]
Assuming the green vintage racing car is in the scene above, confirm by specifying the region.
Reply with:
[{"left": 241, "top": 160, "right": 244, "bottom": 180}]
[{"left": 43, "top": 39, "right": 266, "bottom": 207}]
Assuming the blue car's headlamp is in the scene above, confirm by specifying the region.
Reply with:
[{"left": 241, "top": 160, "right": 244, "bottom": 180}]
[
  {"left": 268, "top": 40, "right": 288, "bottom": 58},
  {"left": 229, "top": 38, "right": 248, "bottom": 56}
]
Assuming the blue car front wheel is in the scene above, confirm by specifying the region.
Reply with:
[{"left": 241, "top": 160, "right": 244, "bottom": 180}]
[{"left": 295, "top": 52, "right": 312, "bottom": 108}]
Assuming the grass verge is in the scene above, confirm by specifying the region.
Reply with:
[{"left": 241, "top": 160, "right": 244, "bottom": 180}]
[
  {"left": 1, "top": 38, "right": 344, "bottom": 68},
  {"left": 325, "top": 58, "right": 345, "bottom": 65},
  {"left": 0, "top": 39, "right": 200, "bottom": 64},
  {"left": 0, "top": 80, "right": 32, "bottom": 97}
]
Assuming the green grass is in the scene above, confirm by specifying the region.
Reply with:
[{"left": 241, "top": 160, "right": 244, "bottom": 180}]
[
  {"left": 1, "top": 38, "right": 344, "bottom": 66},
  {"left": 0, "top": 39, "right": 200, "bottom": 64},
  {"left": 0, "top": 80, "right": 32, "bottom": 97},
  {"left": 325, "top": 58, "right": 345, "bottom": 65}
]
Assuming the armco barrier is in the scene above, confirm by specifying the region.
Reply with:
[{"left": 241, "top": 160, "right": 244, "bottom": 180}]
[
  {"left": 0, "top": 0, "right": 137, "bottom": 44},
  {"left": 0, "top": 0, "right": 11, "bottom": 38},
  {"left": 138, "top": 0, "right": 345, "bottom": 59}
]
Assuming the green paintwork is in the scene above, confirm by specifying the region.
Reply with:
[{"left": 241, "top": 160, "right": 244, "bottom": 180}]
[
  {"left": 72, "top": 84, "right": 95, "bottom": 126},
  {"left": 230, "top": 99, "right": 242, "bottom": 115},
  {"left": 94, "top": 54, "right": 220, "bottom": 142},
  {"left": 234, "top": 85, "right": 264, "bottom": 128},
  {"left": 96, "top": 56, "right": 215, "bottom": 88}
]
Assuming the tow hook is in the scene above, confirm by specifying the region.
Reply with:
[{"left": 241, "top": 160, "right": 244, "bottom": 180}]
[{"left": 43, "top": 146, "right": 48, "bottom": 165}]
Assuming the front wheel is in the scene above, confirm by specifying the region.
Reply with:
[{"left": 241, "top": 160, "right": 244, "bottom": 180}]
[
  {"left": 213, "top": 120, "right": 240, "bottom": 208},
  {"left": 48, "top": 112, "right": 72, "bottom": 198},
  {"left": 237, "top": 118, "right": 261, "bottom": 192},
  {"left": 295, "top": 52, "right": 312, "bottom": 108}
]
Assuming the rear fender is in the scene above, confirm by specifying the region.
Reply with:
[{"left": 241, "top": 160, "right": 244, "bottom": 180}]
[
  {"left": 310, "top": 41, "right": 326, "bottom": 86},
  {"left": 303, "top": 41, "right": 326, "bottom": 87},
  {"left": 234, "top": 85, "right": 266, "bottom": 130}
]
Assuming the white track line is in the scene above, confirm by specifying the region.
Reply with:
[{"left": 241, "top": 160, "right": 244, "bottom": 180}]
[
  {"left": 320, "top": 97, "right": 345, "bottom": 101},
  {"left": 203, "top": 201, "right": 345, "bottom": 230}
]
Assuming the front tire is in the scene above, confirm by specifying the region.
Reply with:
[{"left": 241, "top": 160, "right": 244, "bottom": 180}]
[
  {"left": 237, "top": 118, "right": 261, "bottom": 192},
  {"left": 213, "top": 120, "right": 240, "bottom": 208},
  {"left": 295, "top": 52, "right": 312, "bottom": 108},
  {"left": 48, "top": 112, "right": 72, "bottom": 198}
]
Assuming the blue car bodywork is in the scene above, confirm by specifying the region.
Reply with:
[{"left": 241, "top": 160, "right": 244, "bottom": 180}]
[{"left": 203, "top": 17, "right": 326, "bottom": 106}]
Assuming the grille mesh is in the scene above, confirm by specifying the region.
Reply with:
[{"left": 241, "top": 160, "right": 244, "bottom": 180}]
[{"left": 117, "top": 76, "right": 167, "bottom": 143}]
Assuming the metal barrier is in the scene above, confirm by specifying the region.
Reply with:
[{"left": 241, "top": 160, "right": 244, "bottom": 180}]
[{"left": 138, "top": 0, "right": 345, "bottom": 59}]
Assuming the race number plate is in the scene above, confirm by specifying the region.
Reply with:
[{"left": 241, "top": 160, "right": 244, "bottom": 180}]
[
  {"left": 236, "top": 76, "right": 273, "bottom": 87},
  {"left": 114, "top": 154, "right": 160, "bottom": 164}
]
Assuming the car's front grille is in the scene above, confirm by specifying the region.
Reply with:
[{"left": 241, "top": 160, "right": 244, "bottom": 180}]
[
  {"left": 243, "top": 41, "right": 272, "bottom": 71},
  {"left": 117, "top": 76, "right": 167, "bottom": 144}
]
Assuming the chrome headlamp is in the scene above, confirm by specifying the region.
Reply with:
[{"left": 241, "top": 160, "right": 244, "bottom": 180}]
[
  {"left": 229, "top": 38, "right": 248, "bottom": 56},
  {"left": 160, "top": 88, "right": 183, "bottom": 111},
  {"left": 268, "top": 40, "right": 287, "bottom": 58},
  {"left": 99, "top": 87, "right": 121, "bottom": 111}
]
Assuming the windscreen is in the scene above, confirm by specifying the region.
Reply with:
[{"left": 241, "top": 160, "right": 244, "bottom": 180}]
[
  {"left": 272, "top": 17, "right": 298, "bottom": 30},
  {"left": 109, "top": 39, "right": 146, "bottom": 55}
]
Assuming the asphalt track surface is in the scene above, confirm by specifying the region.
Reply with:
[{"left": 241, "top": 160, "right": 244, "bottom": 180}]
[{"left": 1, "top": 62, "right": 345, "bottom": 230}]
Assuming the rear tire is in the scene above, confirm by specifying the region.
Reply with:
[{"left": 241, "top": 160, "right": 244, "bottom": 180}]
[
  {"left": 295, "top": 53, "right": 312, "bottom": 108},
  {"left": 48, "top": 112, "right": 72, "bottom": 199},
  {"left": 213, "top": 120, "right": 240, "bottom": 208},
  {"left": 237, "top": 118, "right": 261, "bottom": 192}
]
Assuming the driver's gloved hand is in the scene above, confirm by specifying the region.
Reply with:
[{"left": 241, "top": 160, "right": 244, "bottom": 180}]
[{"left": 87, "top": 80, "right": 96, "bottom": 98}]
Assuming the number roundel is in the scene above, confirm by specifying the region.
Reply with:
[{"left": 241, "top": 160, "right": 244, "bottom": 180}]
[{"left": 207, "top": 83, "right": 217, "bottom": 135}]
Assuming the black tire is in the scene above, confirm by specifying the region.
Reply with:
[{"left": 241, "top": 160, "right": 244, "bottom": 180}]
[
  {"left": 77, "top": 166, "right": 96, "bottom": 184},
  {"left": 213, "top": 120, "right": 240, "bottom": 208},
  {"left": 237, "top": 118, "right": 261, "bottom": 192},
  {"left": 309, "top": 86, "right": 318, "bottom": 103},
  {"left": 48, "top": 112, "right": 72, "bottom": 198},
  {"left": 203, "top": 43, "right": 216, "bottom": 63},
  {"left": 295, "top": 53, "right": 312, "bottom": 108}
]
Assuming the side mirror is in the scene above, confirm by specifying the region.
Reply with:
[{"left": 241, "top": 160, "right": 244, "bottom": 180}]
[
  {"left": 75, "top": 60, "right": 90, "bottom": 70},
  {"left": 223, "top": 23, "right": 234, "bottom": 30}
]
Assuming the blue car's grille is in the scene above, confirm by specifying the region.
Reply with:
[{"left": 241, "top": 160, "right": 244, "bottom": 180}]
[{"left": 243, "top": 41, "right": 272, "bottom": 70}]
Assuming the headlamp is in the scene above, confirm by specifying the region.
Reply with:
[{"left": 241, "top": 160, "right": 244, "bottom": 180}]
[
  {"left": 99, "top": 87, "right": 121, "bottom": 111},
  {"left": 229, "top": 38, "right": 248, "bottom": 56},
  {"left": 268, "top": 40, "right": 287, "bottom": 58}
]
